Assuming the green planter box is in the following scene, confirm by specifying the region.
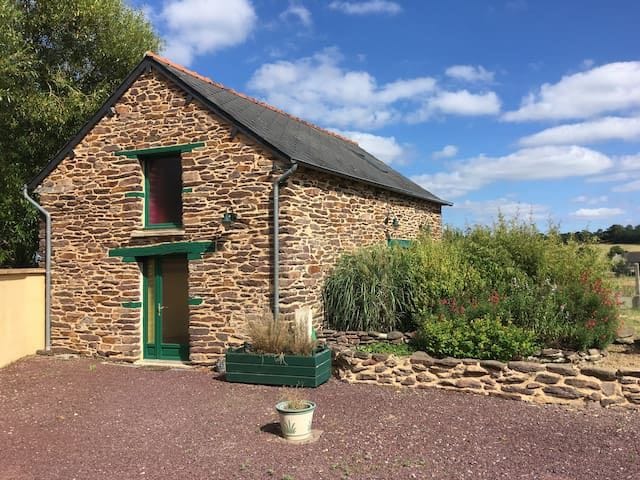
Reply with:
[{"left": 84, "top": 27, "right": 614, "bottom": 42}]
[{"left": 225, "top": 345, "right": 332, "bottom": 388}]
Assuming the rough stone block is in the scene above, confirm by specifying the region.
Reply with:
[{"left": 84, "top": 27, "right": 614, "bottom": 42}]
[
  {"left": 534, "top": 373, "right": 561, "bottom": 384},
  {"left": 564, "top": 377, "right": 601, "bottom": 390},
  {"left": 546, "top": 364, "right": 578, "bottom": 376},
  {"left": 456, "top": 378, "right": 483, "bottom": 389},
  {"left": 580, "top": 367, "right": 617, "bottom": 381},
  {"left": 508, "top": 361, "right": 545, "bottom": 373},
  {"left": 543, "top": 385, "right": 582, "bottom": 399}
]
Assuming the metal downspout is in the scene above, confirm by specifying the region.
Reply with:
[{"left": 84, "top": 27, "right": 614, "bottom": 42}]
[
  {"left": 273, "top": 161, "right": 298, "bottom": 318},
  {"left": 22, "top": 185, "right": 51, "bottom": 351}
]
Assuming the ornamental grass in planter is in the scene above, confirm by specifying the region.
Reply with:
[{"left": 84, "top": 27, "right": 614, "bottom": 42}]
[{"left": 225, "top": 310, "right": 331, "bottom": 387}]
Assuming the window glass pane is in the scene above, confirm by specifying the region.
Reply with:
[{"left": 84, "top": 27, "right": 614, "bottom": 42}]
[
  {"left": 160, "top": 255, "right": 189, "bottom": 345},
  {"left": 146, "top": 156, "right": 182, "bottom": 225}
]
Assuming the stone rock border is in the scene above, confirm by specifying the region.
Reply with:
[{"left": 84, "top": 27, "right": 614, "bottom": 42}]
[
  {"left": 319, "top": 330, "right": 608, "bottom": 364},
  {"left": 334, "top": 350, "right": 640, "bottom": 409}
]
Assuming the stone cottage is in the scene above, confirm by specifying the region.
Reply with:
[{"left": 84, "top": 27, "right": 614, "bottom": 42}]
[{"left": 27, "top": 52, "right": 450, "bottom": 364}]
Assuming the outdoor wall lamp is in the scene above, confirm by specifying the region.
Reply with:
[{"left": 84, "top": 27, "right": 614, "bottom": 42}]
[
  {"left": 221, "top": 209, "right": 238, "bottom": 227},
  {"left": 384, "top": 212, "right": 400, "bottom": 229}
]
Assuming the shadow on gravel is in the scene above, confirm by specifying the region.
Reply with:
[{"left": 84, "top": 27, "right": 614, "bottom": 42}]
[{"left": 260, "top": 422, "right": 283, "bottom": 438}]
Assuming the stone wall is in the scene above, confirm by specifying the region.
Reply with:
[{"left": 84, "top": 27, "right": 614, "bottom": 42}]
[
  {"left": 335, "top": 350, "right": 640, "bottom": 409},
  {"left": 36, "top": 67, "right": 442, "bottom": 364},
  {"left": 279, "top": 170, "right": 441, "bottom": 323}
]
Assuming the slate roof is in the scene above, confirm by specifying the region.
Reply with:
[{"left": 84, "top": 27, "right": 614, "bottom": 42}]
[
  {"left": 29, "top": 53, "right": 451, "bottom": 206},
  {"left": 624, "top": 251, "right": 640, "bottom": 264}
]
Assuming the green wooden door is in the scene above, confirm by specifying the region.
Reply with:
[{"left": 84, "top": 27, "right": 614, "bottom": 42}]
[{"left": 143, "top": 255, "right": 190, "bottom": 361}]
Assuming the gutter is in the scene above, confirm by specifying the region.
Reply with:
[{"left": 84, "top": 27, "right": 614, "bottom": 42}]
[
  {"left": 273, "top": 161, "right": 298, "bottom": 318},
  {"left": 22, "top": 185, "right": 51, "bottom": 351}
]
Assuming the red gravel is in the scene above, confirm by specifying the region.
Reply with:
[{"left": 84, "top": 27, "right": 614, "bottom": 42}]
[{"left": 1, "top": 356, "right": 639, "bottom": 480}]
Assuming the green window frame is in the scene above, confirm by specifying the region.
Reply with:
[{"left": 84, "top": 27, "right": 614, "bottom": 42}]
[
  {"left": 387, "top": 239, "right": 413, "bottom": 248},
  {"left": 114, "top": 142, "right": 205, "bottom": 230}
]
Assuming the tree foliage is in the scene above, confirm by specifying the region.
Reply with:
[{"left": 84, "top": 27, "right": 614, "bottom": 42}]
[
  {"left": 562, "top": 224, "right": 640, "bottom": 245},
  {"left": 0, "top": 0, "right": 160, "bottom": 266}
]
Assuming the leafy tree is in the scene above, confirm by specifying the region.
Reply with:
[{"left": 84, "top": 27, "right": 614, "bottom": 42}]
[
  {"left": 0, "top": 0, "right": 160, "bottom": 266},
  {"left": 607, "top": 245, "right": 626, "bottom": 259}
]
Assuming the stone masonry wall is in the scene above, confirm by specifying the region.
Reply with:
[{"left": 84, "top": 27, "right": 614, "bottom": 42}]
[
  {"left": 336, "top": 350, "right": 640, "bottom": 409},
  {"left": 37, "top": 69, "right": 282, "bottom": 363},
  {"left": 278, "top": 168, "right": 441, "bottom": 323},
  {"left": 36, "top": 67, "right": 442, "bottom": 364}
]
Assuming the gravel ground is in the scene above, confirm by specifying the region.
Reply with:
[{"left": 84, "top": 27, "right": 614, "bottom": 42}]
[{"left": 1, "top": 356, "right": 639, "bottom": 480}]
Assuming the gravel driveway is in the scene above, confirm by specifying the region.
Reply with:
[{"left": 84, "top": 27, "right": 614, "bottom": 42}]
[{"left": 1, "top": 356, "right": 639, "bottom": 480}]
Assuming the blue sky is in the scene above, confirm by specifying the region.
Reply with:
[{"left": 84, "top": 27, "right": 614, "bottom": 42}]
[{"left": 132, "top": 0, "right": 640, "bottom": 231}]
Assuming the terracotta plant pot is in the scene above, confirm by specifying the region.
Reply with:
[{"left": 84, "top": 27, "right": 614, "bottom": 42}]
[{"left": 275, "top": 400, "right": 316, "bottom": 440}]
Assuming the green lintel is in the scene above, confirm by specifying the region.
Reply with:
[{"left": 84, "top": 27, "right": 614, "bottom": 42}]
[
  {"left": 109, "top": 240, "right": 215, "bottom": 261},
  {"left": 124, "top": 191, "right": 145, "bottom": 198},
  {"left": 188, "top": 297, "right": 203, "bottom": 306},
  {"left": 122, "top": 301, "right": 142, "bottom": 308},
  {"left": 114, "top": 141, "right": 205, "bottom": 158},
  {"left": 387, "top": 239, "right": 413, "bottom": 248}
]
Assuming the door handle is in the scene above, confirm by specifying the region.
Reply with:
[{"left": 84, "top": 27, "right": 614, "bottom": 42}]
[{"left": 157, "top": 303, "right": 166, "bottom": 311}]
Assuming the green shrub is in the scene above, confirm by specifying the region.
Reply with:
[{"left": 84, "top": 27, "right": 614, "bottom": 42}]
[
  {"left": 323, "top": 216, "right": 620, "bottom": 354},
  {"left": 356, "top": 342, "right": 415, "bottom": 356},
  {"left": 414, "top": 315, "right": 538, "bottom": 361}
]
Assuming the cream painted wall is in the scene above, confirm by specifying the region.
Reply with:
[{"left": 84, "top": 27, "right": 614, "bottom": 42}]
[{"left": 0, "top": 269, "right": 45, "bottom": 368}]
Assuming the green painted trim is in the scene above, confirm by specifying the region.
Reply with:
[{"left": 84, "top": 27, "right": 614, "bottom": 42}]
[
  {"left": 225, "top": 347, "right": 332, "bottom": 388},
  {"left": 109, "top": 241, "right": 215, "bottom": 260},
  {"left": 188, "top": 297, "right": 203, "bottom": 306},
  {"left": 124, "top": 191, "right": 145, "bottom": 198},
  {"left": 142, "top": 257, "right": 190, "bottom": 361},
  {"left": 182, "top": 187, "right": 193, "bottom": 193},
  {"left": 143, "top": 223, "right": 182, "bottom": 230},
  {"left": 387, "top": 239, "right": 413, "bottom": 248},
  {"left": 122, "top": 301, "right": 142, "bottom": 308},
  {"left": 115, "top": 142, "right": 205, "bottom": 158}
]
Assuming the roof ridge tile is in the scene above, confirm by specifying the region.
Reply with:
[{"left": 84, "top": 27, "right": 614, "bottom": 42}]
[{"left": 144, "top": 51, "right": 358, "bottom": 146}]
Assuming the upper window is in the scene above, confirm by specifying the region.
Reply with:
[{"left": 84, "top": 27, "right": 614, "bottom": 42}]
[{"left": 143, "top": 155, "right": 183, "bottom": 228}]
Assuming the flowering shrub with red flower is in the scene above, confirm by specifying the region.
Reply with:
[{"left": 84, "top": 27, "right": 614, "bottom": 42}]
[{"left": 325, "top": 216, "right": 620, "bottom": 358}]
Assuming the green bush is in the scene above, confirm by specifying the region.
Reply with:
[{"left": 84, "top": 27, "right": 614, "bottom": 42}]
[
  {"left": 414, "top": 315, "right": 538, "bottom": 361},
  {"left": 356, "top": 342, "right": 415, "bottom": 356},
  {"left": 323, "top": 216, "right": 620, "bottom": 357}
]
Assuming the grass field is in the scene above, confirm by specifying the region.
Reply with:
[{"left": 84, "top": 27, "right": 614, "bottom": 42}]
[
  {"left": 593, "top": 244, "right": 640, "bottom": 335},
  {"left": 594, "top": 243, "right": 640, "bottom": 256}
]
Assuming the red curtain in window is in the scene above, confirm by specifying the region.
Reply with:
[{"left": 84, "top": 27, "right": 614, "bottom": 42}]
[{"left": 146, "top": 156, "right": 182, "bottom": 225}]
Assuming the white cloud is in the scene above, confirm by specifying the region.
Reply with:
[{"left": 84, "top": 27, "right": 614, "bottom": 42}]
[
  {"left": 445, "top": 65, "right": 494, "bottom": 83},
  {"left": 571, "top": 195, "right": 609, "bottom": 204},
  {"left": 504, "top": 61, "right": 640, "bottom": 122},
  {"left": 456, "top": 198, "right": 549, "bottom": 221},
  {"left": 328, "top": 1, "right": 402, "bottom": 15},
  {"left": 587, "top": 153, "right": 639, "bottom": 183},
  {"left": 411, "top": 145, "right": 613, "bottom": 199},
  {"left": 335, "top": 130, "right": 405, "bottom": 164},
  {"left": 248, "top": 48, "right": 436, "bottom": 129},
  {"left": 571, "top": 207, "right": 625, "bottom": 218},
  {"left": 432, "top": 145, "right": 458, "bottom": 159},
  {"left": 518, "top": 116, "right": 640, "bottom": 146},
  {"left": 159, "top": 0, "right": 256, "bottom": 65},
  {"left": 422, "top": 90, "right": 501, "bottom": 117},
  {"left": 613, "top": 180, "right": 640, "bottom": 192},
  {"left": 280, "top": 2, "right": 312, "bottom": 26},
  {"left": 619, "top": 153, "right": 640, "bottom": 171}
]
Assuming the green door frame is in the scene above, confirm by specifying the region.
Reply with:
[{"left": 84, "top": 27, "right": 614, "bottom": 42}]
[{"left": 143, "top": 256, "right": 189, "bottom": 361}]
